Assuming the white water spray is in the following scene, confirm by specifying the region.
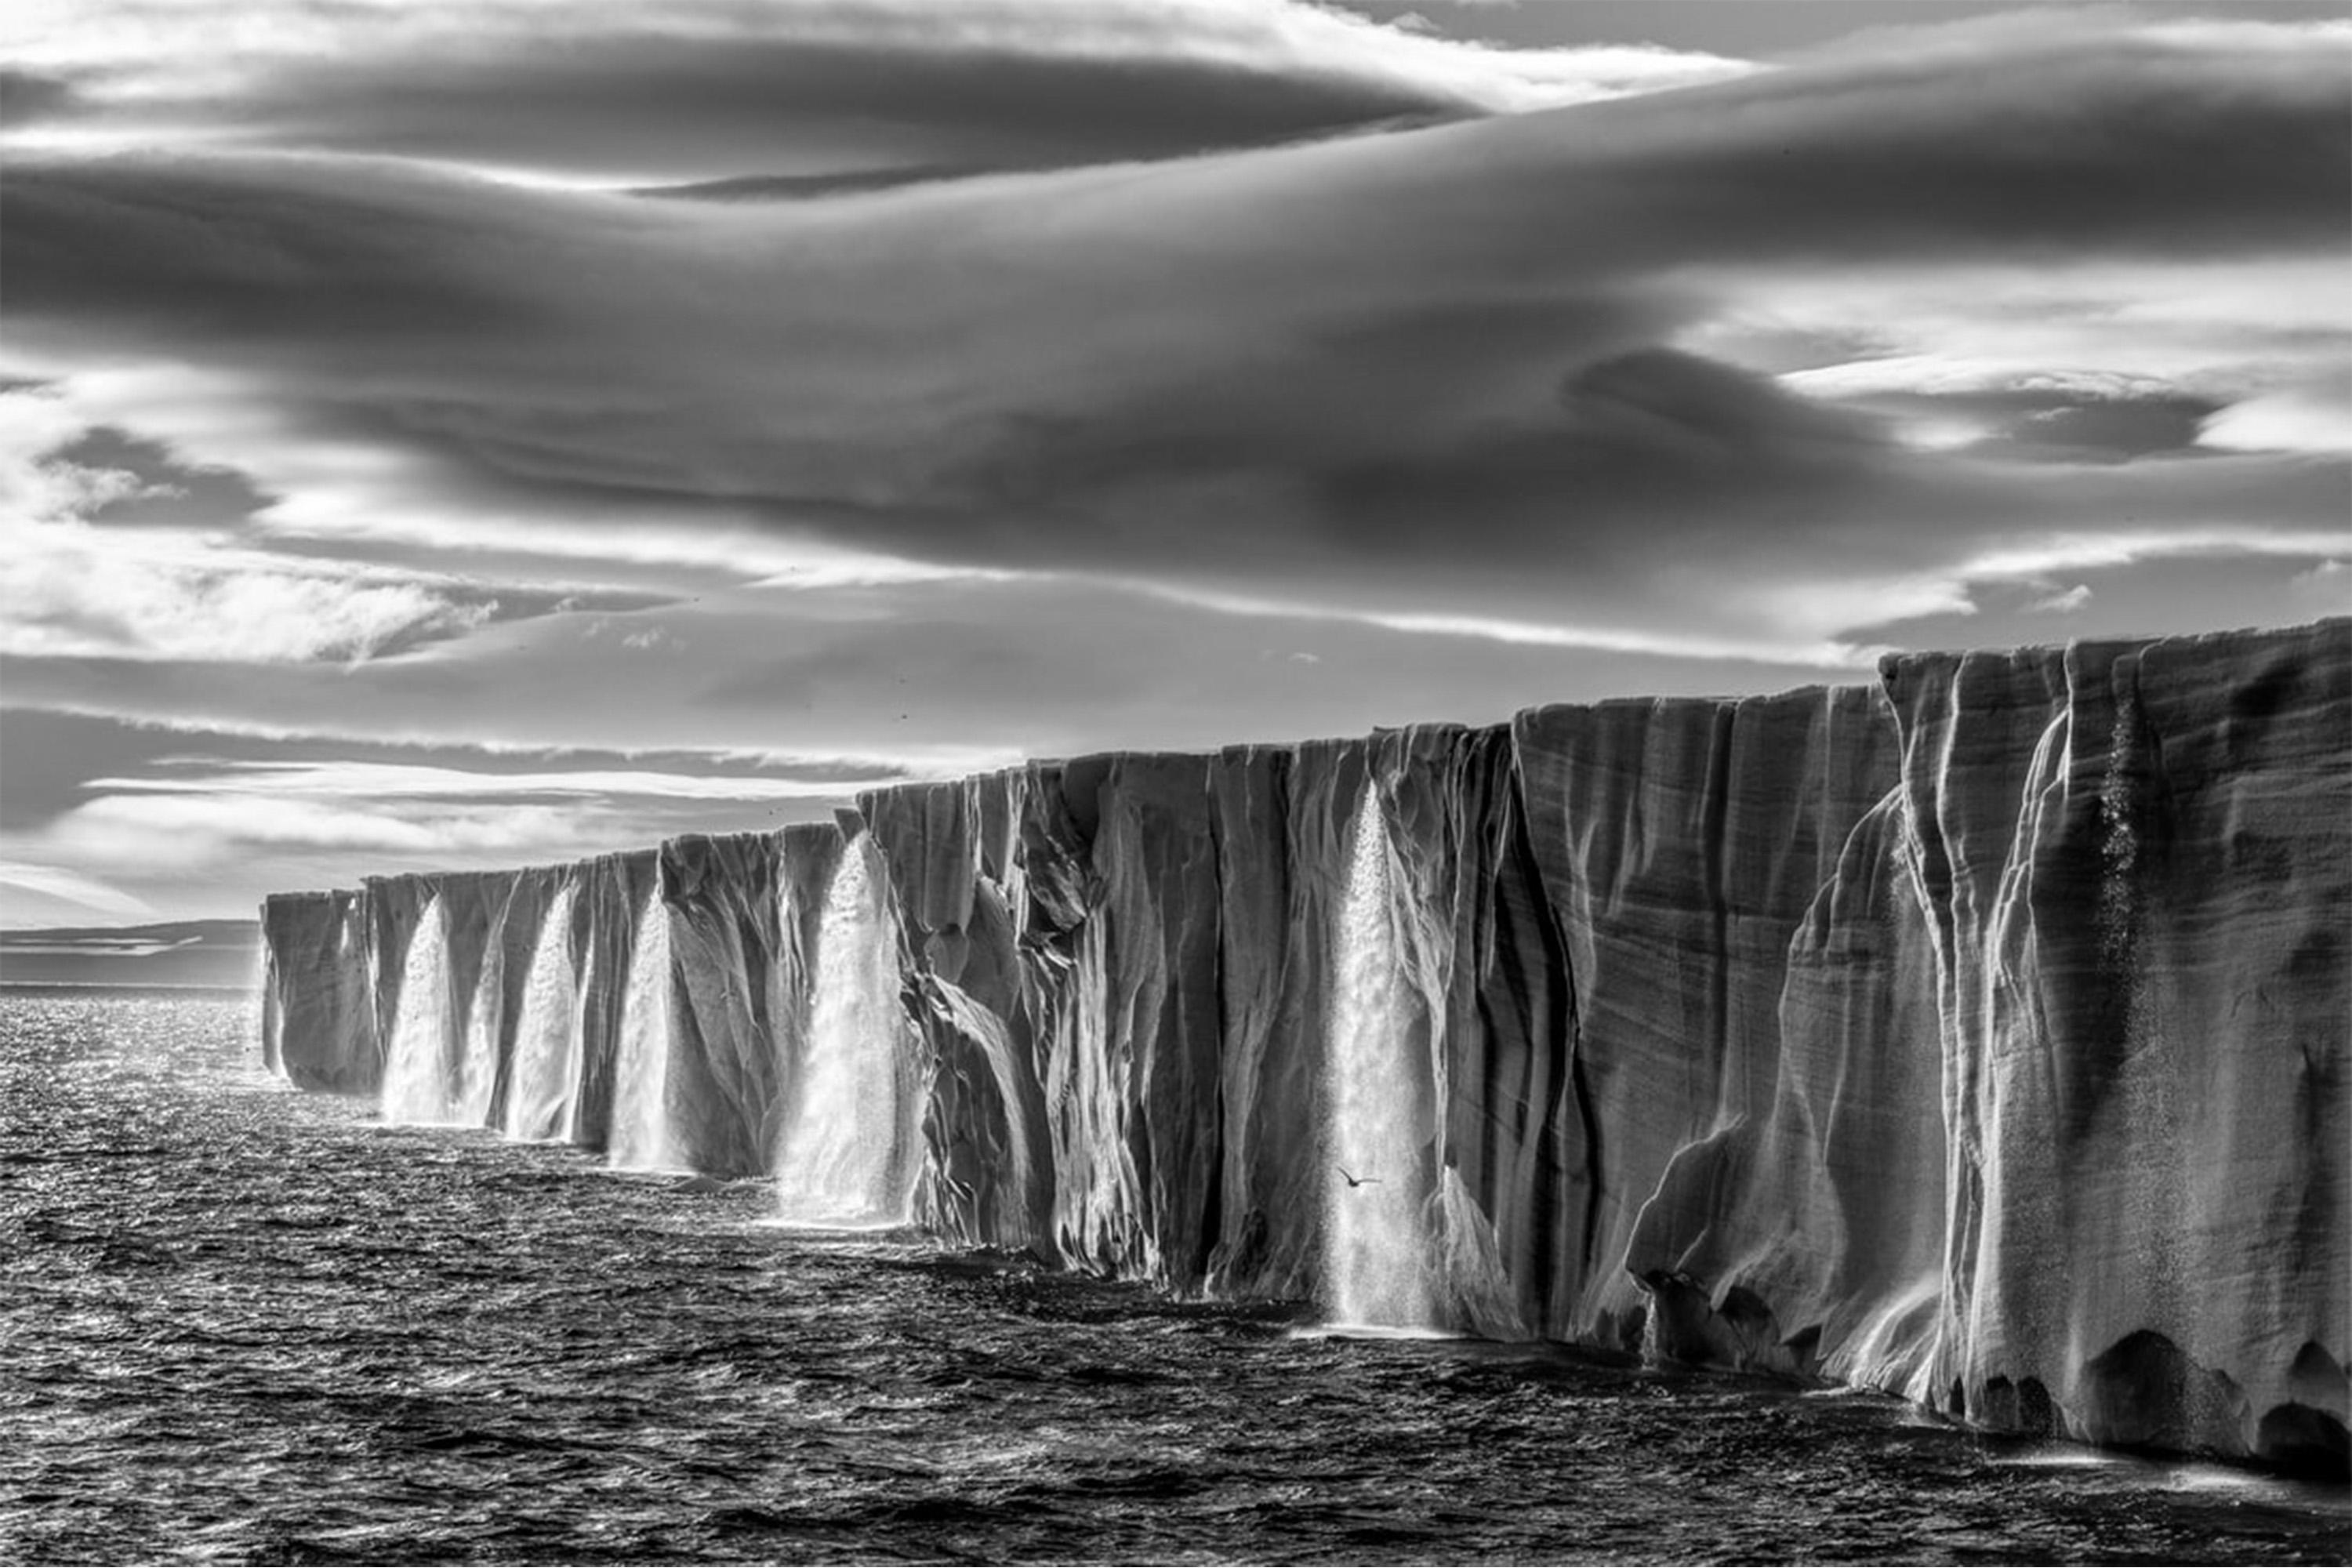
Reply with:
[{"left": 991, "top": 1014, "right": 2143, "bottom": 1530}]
[
  {"left": 503, "top": 885, "right": 580, "bottom": 1142},
  {"left": 607, "top": 887, "right": 677, "bottom": 1171},
  {"left": 451, "top": 950, "right": 502, "bottom": 1129},
  {"left": 775, "top": 848, "right": 913, "bottom": 1225},
  {"left": 1323, "top": 786, "right": 1437, "bottom": 1330},
  {"left": 380, "top": 897, "right": 454, "bottom": 1123}
]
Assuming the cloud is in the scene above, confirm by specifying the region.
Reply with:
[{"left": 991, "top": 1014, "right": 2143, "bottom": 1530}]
[
  {"left": 2025, "top": 583, "right": 2093, "bottom": 615},
  {"left": 2289, "top": 558, "right": 2350, "bottom": 612},
  {"left": 31, "top": 792, "right": 587, "bottom": 873},
  {"left": 89, "top": 759, "right": 911, "bottom": 804},
  {"left": 1, "top": 543, "right": 499, "bottom": 663},
  {"left": 0, "top": 857, "right": 157, "bottom": 921},
  {"left": 2200, "top": 386, "right": 2352, "bottom": 455},
  {"left": 0, "top": 735, "right": 1029, "bottom": 904},
  {"left": 0, "top": 379, "right": 693, "bottom": 665},
  {"left": 43, "top": 424, "right": 275, "bottom": 529},
  {"left": 5, "top": 13, "right": 2342, "bottom": 670},
  {"left": 1778, "top": 361, "right": 2230, "bottom": 463},
  {"left": 0, "top": 69, "right": 79, "bottom": 129},
  {"left": 3, "top": 0, "right": 1755, "bottom": 181},
  {"left": 0, "top": 570, "right": 1858, "bottom": 779},
  {"left": 0, "top": 382, "right": 499, "bottom": 661},
  {"left": 1124, "top": 574, "right": 1860, "bottom": 664},
  {"left": 0, "top": 380, "right": 168, "bottom": 524}
]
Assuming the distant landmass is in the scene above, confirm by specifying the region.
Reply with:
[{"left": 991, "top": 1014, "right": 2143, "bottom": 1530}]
[{"left": 0, "top": 920, "right": 262, "bottom": 989}]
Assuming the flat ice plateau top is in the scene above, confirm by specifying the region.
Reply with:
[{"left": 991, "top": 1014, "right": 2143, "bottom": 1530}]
[{"left": 262, "top": 620, "right": 2350, "bottom": 1475}]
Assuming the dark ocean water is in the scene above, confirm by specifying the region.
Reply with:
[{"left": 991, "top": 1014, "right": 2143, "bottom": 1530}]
[{"left": 2, "top": 989, "right": 2346, "bottom": 1566}]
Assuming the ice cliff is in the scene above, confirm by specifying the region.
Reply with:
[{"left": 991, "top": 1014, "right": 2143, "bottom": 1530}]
[{"left": 258, "top": 622, "right": 2350, "bottom": 1473}]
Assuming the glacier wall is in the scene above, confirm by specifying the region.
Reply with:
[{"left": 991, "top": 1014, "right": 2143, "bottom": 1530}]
[{"left": 257, "top": 622, "right": 2350, "bottom": 1472}]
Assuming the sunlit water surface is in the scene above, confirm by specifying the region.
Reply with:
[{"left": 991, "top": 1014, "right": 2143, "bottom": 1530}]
[{"left": 3, "top": 989, "right": 2347, "bottom": 1565}]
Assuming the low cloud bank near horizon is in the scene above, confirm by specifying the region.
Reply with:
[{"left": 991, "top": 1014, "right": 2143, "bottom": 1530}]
[{"left": 1, "top": 0, "right": 2346, "bottom": 922}]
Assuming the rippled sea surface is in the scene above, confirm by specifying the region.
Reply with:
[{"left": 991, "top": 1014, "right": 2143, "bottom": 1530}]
[{"left": 4, "top": 989, "right": 2347, "bottom": 1566}]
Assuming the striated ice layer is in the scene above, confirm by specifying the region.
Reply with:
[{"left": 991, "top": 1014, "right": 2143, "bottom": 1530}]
[
  {"left": 662, "top": 833, "right": 794, "bottom": 1178},
  {"left": 1882, "top": 625, "right": 2350, "bottom": 1466},
  {"left": 258, "top": 620, "right": 2350, "bottom": 1472},
  {"left": 260, "top": 888, "right": 375, "bottom": 1092}
]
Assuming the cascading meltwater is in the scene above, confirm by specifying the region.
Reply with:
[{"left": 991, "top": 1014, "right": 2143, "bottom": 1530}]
[
  {"left": 607, "top": 884, "right": 677, "bottom": 1171},
  {"left": 775, "top": 845, "right": 916, "bottom": 1225},
  {"left": 1323, "top": 785, "right": 1439, "bottom": 1331},
  {"left": 379, "top": 895, "right": 454, "bottom": 1125},
  {"left": 452, "top": 941, "right": 502, "bottom": 1129},
  {"left": 503, "top": 884, "right": 580, "bottom": 1144}
]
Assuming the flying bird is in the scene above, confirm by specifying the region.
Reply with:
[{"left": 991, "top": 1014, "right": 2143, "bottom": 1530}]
[{"left": 1338, "top": 1167, "right": 1380, "bottom": 1189}]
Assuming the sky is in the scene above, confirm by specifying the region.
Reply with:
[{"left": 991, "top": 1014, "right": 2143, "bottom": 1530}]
[{"left": 2, "top": 0, "right": 2347, "bottom": 927}]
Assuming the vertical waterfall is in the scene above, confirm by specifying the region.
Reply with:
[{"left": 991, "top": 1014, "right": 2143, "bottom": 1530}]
[
  {"left": 1323, "top": 786, "right": 1437, "bottom": 1330},
  {"left": 380, "top": 896, "right": 453, "bottom": 1123},
  {"left": 503, "top": 885, "right": 580, "bottom": 1142},
  {"left": 775, "top": 847, "right": 913, "bottom": 1225},
  {"left": 452, "top": 952, "right": 502, "bottom": 1129},
  {"left": 607, "top": 887, "right": 677, "bottom": 1171}
]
